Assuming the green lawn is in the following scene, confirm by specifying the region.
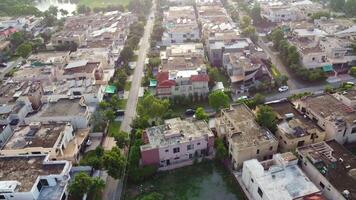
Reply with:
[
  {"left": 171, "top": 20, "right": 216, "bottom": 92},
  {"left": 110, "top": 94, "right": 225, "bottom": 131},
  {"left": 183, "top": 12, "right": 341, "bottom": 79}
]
[
  {"left": 125, "top": 161, "right": 246, "bottom": 200},
  {"left": 108, "top": 121, "right": 121, "bottom": 136},
  {"left": 78, "top": 0, "right": 131, "bottom": 8},
  {"left": 118, "top": 99, "right": 128, "bottom": 109}
]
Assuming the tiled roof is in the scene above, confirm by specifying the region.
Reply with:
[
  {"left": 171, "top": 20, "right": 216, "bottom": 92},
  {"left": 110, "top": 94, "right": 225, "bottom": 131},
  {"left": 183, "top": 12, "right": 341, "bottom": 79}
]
[{"left": 190, "top": 74, "right": 209, "bottom": 82}]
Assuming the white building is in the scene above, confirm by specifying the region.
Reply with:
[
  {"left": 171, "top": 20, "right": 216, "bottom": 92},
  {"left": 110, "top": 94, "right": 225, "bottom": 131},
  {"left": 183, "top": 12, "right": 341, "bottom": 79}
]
[
  {"left": 242, "top": 152, "right": 322, "bottom": 200},
  {"left": 0, "top": 155, "right": 71, "bottom": 200}
]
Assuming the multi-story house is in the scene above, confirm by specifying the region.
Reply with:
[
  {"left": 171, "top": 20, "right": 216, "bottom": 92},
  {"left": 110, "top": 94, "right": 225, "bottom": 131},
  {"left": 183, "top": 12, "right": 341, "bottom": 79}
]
[
  {"left": 293, "top": 94, "right": 356, "bottom": 144},
  {"left": 161, "top": 6, "right": 200, "bottom": 46},
  {"left": 216, "top": 104, "right": 278, "bottom": 169},
  {"left": 242, "top": 152, "right": 322, "bottom": 200},
  {"left": 140, "top": 118, "right": 214, "bottom": 170},
  {"left": 297, "top": 140, "right": 356, "bottom": 200}
]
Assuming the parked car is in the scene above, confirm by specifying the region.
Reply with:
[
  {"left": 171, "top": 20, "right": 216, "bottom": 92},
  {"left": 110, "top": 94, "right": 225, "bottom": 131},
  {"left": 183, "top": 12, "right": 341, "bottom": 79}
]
[
  {"left": 237, "top": 95, "right": 249, "bottom": 101},
  {"left": 185, "top": 109, "right": 195, "bottom": 116},
  {"left": 346, "top": 81, "right": 354, "bottom": 86},
  {"left": 278, "top": 85, "right": 289, "bottom": 92}
]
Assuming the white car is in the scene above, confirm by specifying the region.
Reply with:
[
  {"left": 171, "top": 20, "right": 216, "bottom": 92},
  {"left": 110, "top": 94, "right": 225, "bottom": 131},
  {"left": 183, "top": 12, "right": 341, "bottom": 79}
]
[
  {"left": 278, "top": 85, "right": 289, "bottom": 92},
  {"left": 237, "top": 96, "right": 249, "bottom": 101},
  {"left": 346, "top": 81, "right": 354, "bottom": 85}
]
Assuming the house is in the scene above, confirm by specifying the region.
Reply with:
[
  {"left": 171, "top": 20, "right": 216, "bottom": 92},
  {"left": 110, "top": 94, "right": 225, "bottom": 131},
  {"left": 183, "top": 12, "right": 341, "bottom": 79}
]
[
  {"left": 0, "top": 99, "right": 33, "bottom": 126},
  {"left": 216, "top": 104, "right": 278, "bottom": 169},
  {"left": 293, "top": 94, "right": 356, "bottom": 144},
  {"left": 0, "top": 27, "right": 17, "bottom": 39},
  {"left": 62, "top": 60, "right": 103, "bottom": 82},
  {"left": 25, "top": 98, "right": 93, "bottom": 129},
  {"left": 161, "top": 6, "right": 200, "bottom": 46},
  {"left": 297, "top": 140, "right": 356, "bottom": 200},
  {"left": 333, "top": 90, "right": 356, "bottom": 109},
  {"left": 242, "top": 152, "right": 322, "bottom": 200},
  {"left": 0, "top": 155, "right": 71, "bottom": 200},
  {"left": 140, "top": 118, "right": 214, "bottom": 170},
  {"left": 156, "top": 68, "right": 209, "bottom": 98},
  {"left": 261, "top": 3, "right": 300, "bottom": 23},
  {"left": 222, "top": 50, "right": 270, "bottom": 93},
  {"left": 0, "top": 122, "right": 89, "bottom": 163}
]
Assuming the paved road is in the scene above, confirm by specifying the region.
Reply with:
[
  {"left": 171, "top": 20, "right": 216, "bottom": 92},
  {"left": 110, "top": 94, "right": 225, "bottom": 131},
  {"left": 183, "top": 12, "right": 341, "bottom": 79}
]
[
  {"left": 102, "top": 2, "right": 156, "bottom": 200},
  {"left": 265, "top": 78, "right": 356, "bottom": 102},
  {"left": 120, "top": 6, "right": 155, "bottom": 133},
  {"left": 257, "top": 39, "right": 310, "bottom": 90},
  {"left": 0, "top": 58, "right": 23, "bottom": 80}
]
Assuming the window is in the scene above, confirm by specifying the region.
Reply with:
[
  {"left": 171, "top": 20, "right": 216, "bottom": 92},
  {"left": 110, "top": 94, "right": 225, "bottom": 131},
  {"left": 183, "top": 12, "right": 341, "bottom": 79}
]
[
  {"left": 297, "top": 140, "right": 305, "bottom": 147},
  {"left": 269, "top": 146, "right": 273, "bottom": 150},
  {"left": 257, "top": 187, "right": 263, "bottom": 197},
  {"left": 197, "top": 142, "right": 201, "bottom": 145},
  {"left": 165, "top": 149, "right": 169, "bottom": 153},
  {"left": 174, "top": 157, "right": 180, "bottom": 160},
  {"left": 251, "top": 178, "right": 254, "bottom": 183},
  {"left": 256, "top": 149, "right": 260, "bottom": 154},
  {"left": 0, "top": 195, "right": 5, "bottom": 199},
  {"left": 319, "top": 182, "right": 325, "bottom": 189},
  {"left": 173, "top": 147, "right": 180, "bottom": 153},
  {"left": 187, "top": 144, "right": 194, "bottom": 150}
]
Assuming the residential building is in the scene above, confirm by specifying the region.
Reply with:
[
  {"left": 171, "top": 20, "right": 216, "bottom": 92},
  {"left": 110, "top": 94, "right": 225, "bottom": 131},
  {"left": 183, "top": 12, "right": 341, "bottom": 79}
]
[
  {"left": 242, "top": 152, "right": 322, "bottom": 200},
  {"left": 269, "top": 101, "right": 326, "bottom": 152},
  {"left": 156, "top": 68, "right": 209, "bottom": 98},
  {"left": 161, "top": 6, "right": 200, "bottom": 46},
  {"left": 207, "top": 33, "right": 253, "bottom": 66},
  {"left": 216, "top": 104, "right": 278, "bottom": 169},
  {"left": 140, "top": 118, "right": 214, "bottom": 170},
  {"left": 156, "top": 43, "right": 209, "bottom": 98},
  {"left": 297, "top": 140, "right": 356, "bottom": 200},
  {"left": 293, "top": 94, "right": 356, "bottom": 144},
  {"left": 27, "top": 51, "right": 71, "bottom": 69},
  {"left": 314, "top": 18, "right": 354, "bottom": 35},
  {"left": 0, "top": 122, "right": 89, "bottom": 163},
  {"left": 222, "top": 50, "right": 271, "bottom": 93},
  {"left": 62, "top": 60, "right": 103, "bottom": 82},
  {"left": 333, "top": 90, "right": 356, "bottom": 109},
  {"left": 261, "top": 3, "right": 300, "bottom": 23},
  {"left": 0, "top": 99, "right": 33, "bottom": 126},
  {"left": 25, "top": 98, "right": 92, "bottom": 129},
  {"left": 0, "top": 124, "right": 12, "bottom": 148},
  {"left": 0, "top": 155, "right": 71, "bottom": 200},
  {"left": 0, "top": 27, "right": 17, "bottom": 39}
]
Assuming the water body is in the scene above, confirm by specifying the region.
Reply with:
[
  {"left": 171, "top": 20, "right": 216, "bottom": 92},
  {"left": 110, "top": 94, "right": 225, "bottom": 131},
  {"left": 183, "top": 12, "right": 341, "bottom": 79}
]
[
  {"left": 34, "top": 0, "right": 77, "bottom": 16},
  {"left": 126, "top": 161, "right": 246, "bottom": 200}
]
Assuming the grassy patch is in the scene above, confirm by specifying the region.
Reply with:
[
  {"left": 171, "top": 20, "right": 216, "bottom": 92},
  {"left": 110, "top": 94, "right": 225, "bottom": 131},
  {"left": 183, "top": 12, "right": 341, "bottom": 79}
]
[
  {"left": 125, "top": 81, "right": 132, "bottom": 91},
  {"left": 271, "top": 64, "right": 281, "bottom": 78},
  {"left": 108, "top": 121, "right": 121, "bottom": 136},
  {"left": 125, "top": 161, "right": 246, "bottom": 200},
  {"left": 79, "top": 150, "right": 97, "bottom": 166},
  {"left": 118, "top": 99, "right": 128, "bottom": 109},
  {"left": 78, "top": 0, "right": 131, "bottom": 8}
]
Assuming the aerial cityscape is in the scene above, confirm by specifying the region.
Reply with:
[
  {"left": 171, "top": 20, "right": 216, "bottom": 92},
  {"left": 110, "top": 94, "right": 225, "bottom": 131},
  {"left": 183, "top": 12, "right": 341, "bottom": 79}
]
[{"left": 0, "top": 0, "right": 356, "bottom": 199}]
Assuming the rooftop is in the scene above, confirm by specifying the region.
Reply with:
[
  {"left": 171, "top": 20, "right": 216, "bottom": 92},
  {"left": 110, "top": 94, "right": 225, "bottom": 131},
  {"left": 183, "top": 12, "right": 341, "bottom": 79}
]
[
  {"left": 244, "top": 153, "right": 321, "bottom": 200},
  {"left": 296, "top": 94, "right": 355, "bottom": 124},
  {"left": 141, "top": 118, "right": 213, "bottom": 150},
  {"left": 38, "top": 98, "right": 87, "bottom": 117},
  {"left": 0, "top": 80, "right": 42, "bottom": 104},
  {"left": 0, "top": 155, "right": 66, "bottom": 192},
  {"left": 28, "top": 51, "right": 70, "bottom": 65},
  {"left": 297, "top": 140, "right": 356, "bottom": 198},
  {"left": 220, "top": 104, "right": 277, "bottom": 149},
  {"left": 2, "top": 122, "right": 68, "bottom": 150}
]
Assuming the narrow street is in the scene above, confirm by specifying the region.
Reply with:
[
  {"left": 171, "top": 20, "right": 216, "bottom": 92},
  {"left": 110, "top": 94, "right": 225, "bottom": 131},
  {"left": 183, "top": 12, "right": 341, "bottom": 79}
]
[{"left": 102, "top": 2, "right": 156, "bottom": 199}]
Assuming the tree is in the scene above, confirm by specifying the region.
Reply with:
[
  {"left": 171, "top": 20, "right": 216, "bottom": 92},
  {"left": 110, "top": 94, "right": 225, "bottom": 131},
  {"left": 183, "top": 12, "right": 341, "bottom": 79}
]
[
  {"left": 10, "top": 32, "right": 25, "bottom": 47},
  {"left": 104, "top": 110, "right": 115, "bottom": 121},
  {"left": 240, "top": 15, "right": 252, "bottom": 29},
  {"left": 16, "top": 42, "right": 32, "bottom": 58},
  {"left": 275, "top": 74, "right": 289, "bottom": 86},
  {"left": 137, "top": 94, "right": 170, "bottom": 120},
  {"left": 119, "top": 46, "right": 134, "bottom": 64},
  {"left": 215, "top": 138, "right": 228, "bottom": 160},
  {"left": 68, "top": 172, "right": 93, "bottom": 199},
  {"left": 138, "top": 192, "right": 164, "bottom": 200},
  {"left": 77, "top": 5, "right": 91, "bottom": 14},
  {"left": 114, "top": 130, "right": 129, "bottom": 148},
  {"left": 207, "top": 66, "right": 220, "bottom": 87},
  {"left": 330, "top": 0, "right": 345, "bottom": 11},
  {"left": 48, "top": 6, "right": 58, "bottom": 17},
  {"left": 350, "top": 66, "right": 356, "bottom": 77},
  {"left": 208, "top": 91, "right": 230, "bottom": 111},
  {"left": 195, "top": 107, "right": 208, "bottom": 120},
  {"left": 59, "top": 9, "right": 69, "bottom": 17},
  {"left": 148, "top": 57, "right": 161, "bottom": 68},
  {"left": 256, "top": 105, "right": 277, "bottom": 133},
  {"left": 324, "top": 85, "right": 334, "bottom": 93},
  {"left": 271, "top": 28, "right": 284, "bottom": 49},
  {"left": 344, "top": 0, "right": 356, "bottom": 17},
  {"left": 90, "top": 177, "right": 105, "bottom": 200},
  {"left": 102, "top": 147, "right": 125, "bottom": 179},
  {"left": 250, "top": 3, "right": 262, "bottom": 24}
]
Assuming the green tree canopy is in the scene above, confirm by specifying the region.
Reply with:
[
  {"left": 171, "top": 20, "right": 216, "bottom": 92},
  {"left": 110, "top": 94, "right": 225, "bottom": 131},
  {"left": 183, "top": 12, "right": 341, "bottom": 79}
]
[
  {"left": 195, "top": 107, "right": 208, "bottom": 120},
  {"left": 215, "top": 138, "right": 228, "bottom": 160},
  {"left": 208, "top": 91, "right": 230, "bottom": 111},
  {"left": 16, "top": 42, "right": 32, "bottom": 58},
  {"left": 256, "top": 105, "right": 277, "bottom": 133},
  {"left": 68, "top": 172, "right": 93, "bottom": 199},
  {"left": 137, "top": 94, "right": 170, "bottom": 119},
  {"left": 103, "top": 147, "right": 126, "bottom": 179},
  {"left": 114, "top": 130, "right": 129, "bottom": 148}
]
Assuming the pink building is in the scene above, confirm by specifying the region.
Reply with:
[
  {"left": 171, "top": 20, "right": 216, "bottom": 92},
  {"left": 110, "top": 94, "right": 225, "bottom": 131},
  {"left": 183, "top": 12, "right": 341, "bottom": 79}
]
[{"left": 140, "top": 118, "right": 214, "bottom": 170}]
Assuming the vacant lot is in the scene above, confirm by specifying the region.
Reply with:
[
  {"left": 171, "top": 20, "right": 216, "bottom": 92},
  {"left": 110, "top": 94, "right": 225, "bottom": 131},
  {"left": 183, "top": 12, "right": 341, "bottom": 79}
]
[{"left": 125, "top": 161, "right": 246, "bottom": 200}]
